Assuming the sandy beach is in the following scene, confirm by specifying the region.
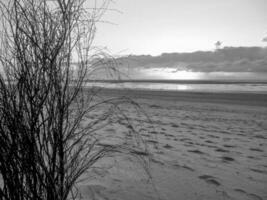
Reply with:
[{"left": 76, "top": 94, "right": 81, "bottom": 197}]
[{"left": 78, "top": 89, "right": 267, "bottom": 200}]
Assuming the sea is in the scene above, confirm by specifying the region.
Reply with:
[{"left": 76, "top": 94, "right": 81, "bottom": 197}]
[{"left": 85, "top": 68, "right": 267, "bottom": 94}]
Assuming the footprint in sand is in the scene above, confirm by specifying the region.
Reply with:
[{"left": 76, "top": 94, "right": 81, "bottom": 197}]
[
  {"left": 182, "top": 165, "right": 195, "bottom": 172},
  {"left": 188, "top": 149, "right": 205, "bottom": 155},
  {"left": 254, "top": 134, "right": 266, "bottom": 139},
  {"left": 215, "top": 148, "right": 229, "bottom": 153},
  {"left": 221, "top": 156, "right": 235, "bottom": 163},
  {"left": 205, "top": 140, "right": 215, "bottom": 144},
  {"left": 208, "top": 134, "right": 220, "bottom": 139},
  {"left": 180, "top": 164, "right": 195, "bottom": 172},
  {"left": 149, "top": 131, "right": 158, "bottom": 135},
  {"left": 172, "top": 163, "right": 195, "bottom": 172},
  {"left": 247, "top": 155, "right": 257, "bottom": 159},
  {"left": 234, "top": 188, "right": 263, "bottom": 200},
  {"left": 180, "top": 138, "right": 192, "bottom": 142},
  {"left": 149, "top": 104, "right": 161, "bottom": 109},
  {"left": 198, "top": 175, "right": 221, "bottom": 186},
  {"left": 163, "top": 144, "right": 173, "bottom": 149},
  {"left": 146, "top": 139, "right": 158, "bottom": 144},
  {"left": 165, "top": 133, "right": 174, "bottom": 137},
  {"left": 223, "top": 144, "right": 236, "bottom": 148},
  {"left": 250, "top": 168, "right": 267, "bottom": 175},
  {"left": 247, "top": 193, "right": 263, "bottom": 200},
  {"left": 151, "top": 158, "right": 165, "bottom": 166},
  {"left": 249, "top": 148, "right": 264, "bottom": 152},
  {"left": 171, "top": 123, "right": 179, "bottom": 128},
  {"left": 234, "top": 188, "right": 247, "bottom": 194}
]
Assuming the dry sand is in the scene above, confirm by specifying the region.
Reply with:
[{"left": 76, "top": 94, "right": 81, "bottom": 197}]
[{"left": 79, "top": 89, "right": 267, "bottom": 200}]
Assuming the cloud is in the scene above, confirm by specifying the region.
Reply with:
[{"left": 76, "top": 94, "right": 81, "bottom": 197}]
[{"left": 262, "top": 37, "right": 267, "bottom": 42}]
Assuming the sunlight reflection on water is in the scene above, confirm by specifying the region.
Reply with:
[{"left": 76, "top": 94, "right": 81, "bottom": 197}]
[
  {"left": 92, "top": 66, "right": 267, "bottom": 81},
  {"left": 86, "top": 82, "right": 267, "bottom": 94},
  {"left": 130, "top": 68, "right": 267, "bottom": 81},
  {"left": 88, "top": 68, "right": 267, "bottom": 93}
]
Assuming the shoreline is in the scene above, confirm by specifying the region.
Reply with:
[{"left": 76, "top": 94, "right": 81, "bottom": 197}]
[
  {"left": 94, "top": 88, "right": 267, "bottom": 107},
  {"left": 84, "top": 79, "right": 267, "bottom": 84}
]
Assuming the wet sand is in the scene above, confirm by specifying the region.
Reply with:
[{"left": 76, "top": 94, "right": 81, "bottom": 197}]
[
  {"left": 96, "top": 88, "right": 267, "bottom": 106},
  {"left": 79, "top": 89, "right": 267, "bottom": 200}
]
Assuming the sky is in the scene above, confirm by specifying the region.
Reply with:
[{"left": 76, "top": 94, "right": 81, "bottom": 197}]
[{"left": 92, "top": 0, "right": 267, "bottom": 56}]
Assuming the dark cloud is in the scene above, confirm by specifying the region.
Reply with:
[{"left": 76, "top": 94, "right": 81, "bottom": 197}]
[
  {"left": 116, "top": 47, "right": 267, "bottom": 73},
  {"left": 263, "top": 37, "right": 267, "bottom": 42}
]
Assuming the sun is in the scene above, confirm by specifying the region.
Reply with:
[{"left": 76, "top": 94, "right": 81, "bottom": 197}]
[
  {"left": 143, "top": 68, "right": 202, "bottom": 80},
  {"left": 166, "top": 70, "right": 201, "bottom": 80}
]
